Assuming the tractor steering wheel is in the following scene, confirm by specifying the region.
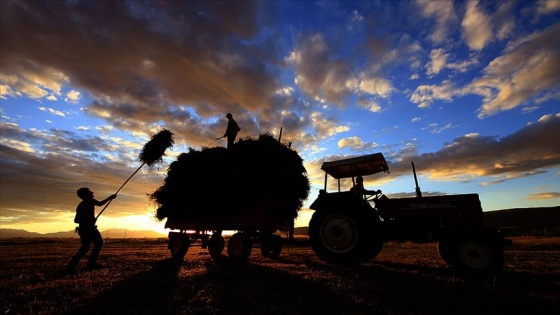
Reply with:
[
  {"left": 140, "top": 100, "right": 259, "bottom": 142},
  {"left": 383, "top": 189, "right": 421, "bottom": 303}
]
[{"left": 366, "top": 189, "right": 383, "bottom": 201}]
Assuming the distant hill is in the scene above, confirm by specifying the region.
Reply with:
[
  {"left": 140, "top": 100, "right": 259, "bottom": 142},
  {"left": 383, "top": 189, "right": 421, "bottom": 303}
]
[
  {"left": 483, "top": 206, "right": 560, "bottom": 229},
  {"left": 2, "top": 207, "right": 557, "bottom": 239},
  {"left": 0, "top": 228, "right": 166, "bottom": 239}
]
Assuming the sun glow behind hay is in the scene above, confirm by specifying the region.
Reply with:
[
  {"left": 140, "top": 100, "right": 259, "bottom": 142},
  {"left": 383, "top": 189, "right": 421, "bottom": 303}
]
[{"left": 98, "top": 214, "right": 167, "bottom": 235}]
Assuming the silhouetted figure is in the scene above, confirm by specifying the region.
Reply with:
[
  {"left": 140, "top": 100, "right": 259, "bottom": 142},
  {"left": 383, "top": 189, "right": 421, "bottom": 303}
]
[
  {"left": 350, "top": 175, "right": 380, "bottom": 200},
  {"left": 223, "top": 113, "right": 241, "bottom": 149},
  {"left": 65, "top": 188, "right": 116, "bottom": 273}
]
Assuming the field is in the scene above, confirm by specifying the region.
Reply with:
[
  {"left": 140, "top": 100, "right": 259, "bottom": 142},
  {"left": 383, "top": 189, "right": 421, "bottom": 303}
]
[{"left": 1, "top": 236, "right": 559, "bottom": 314}]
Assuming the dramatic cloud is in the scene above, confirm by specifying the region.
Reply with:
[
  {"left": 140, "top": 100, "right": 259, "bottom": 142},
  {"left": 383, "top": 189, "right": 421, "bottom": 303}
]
[
  {"left": 0, "top": 1, "right": 282, "bottom": 132},
  {"left": 288, "top": 33, "right": 354, "bottom": 105},
  {"left": 1, "top": 1, "right": 558, "bottom": 232},
  {"left": 411, "top": 22, "right": 560, "bottom": 116},
  {"left": 472, "top": 23, "right": 560, "bottom": 118},
  {"left": 0, "top": 124, "right": 171, "bottom": 224},
  {"left": 389, "top": 114, "right": 560, "bottom": 183}
]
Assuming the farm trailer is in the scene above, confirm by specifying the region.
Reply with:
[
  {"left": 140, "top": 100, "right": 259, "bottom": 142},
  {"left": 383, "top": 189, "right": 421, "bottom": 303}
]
[
  {"left": 308, "top": 153, "right": 512, "bottom": 276},
  {"left": 165, "top": 202, "right": 291, "bottom": 262}
]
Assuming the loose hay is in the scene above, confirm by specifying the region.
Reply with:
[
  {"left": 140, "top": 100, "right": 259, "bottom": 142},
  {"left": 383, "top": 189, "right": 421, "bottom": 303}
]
[
  {"left": 139, "top": 129, "right": 175, "bottom": 167},
  {"left": 150, "top": 134, "right": 310, "bottom": 222}
]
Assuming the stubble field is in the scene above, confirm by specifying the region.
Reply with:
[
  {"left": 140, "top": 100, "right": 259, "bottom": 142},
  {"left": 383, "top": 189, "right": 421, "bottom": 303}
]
[{"left": 1, "top": 236, "right": 559, "bottom": 314}]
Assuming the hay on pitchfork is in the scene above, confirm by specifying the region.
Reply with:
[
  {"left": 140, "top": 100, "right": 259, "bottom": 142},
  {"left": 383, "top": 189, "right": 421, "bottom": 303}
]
[
  {"left": 97, "top": 128, "right": 174, "bottom": 219},
  {"left": 139, "top": 129, "right": 175, "bottom": 167}
]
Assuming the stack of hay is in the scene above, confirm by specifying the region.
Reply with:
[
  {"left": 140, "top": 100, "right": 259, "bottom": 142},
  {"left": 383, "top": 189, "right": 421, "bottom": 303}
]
[{"left": 151, "top": 134, "right": 310, "bottom": 223}]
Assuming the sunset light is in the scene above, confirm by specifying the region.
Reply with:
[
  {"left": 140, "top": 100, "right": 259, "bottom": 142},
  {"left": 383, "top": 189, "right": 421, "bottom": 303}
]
[{"left": 1, "top": 0, "right": 559, "bottom": 235}]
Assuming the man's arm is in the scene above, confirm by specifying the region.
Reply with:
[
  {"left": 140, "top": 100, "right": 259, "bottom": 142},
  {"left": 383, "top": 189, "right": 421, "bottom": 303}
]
[
  {"left": 363, "top": 188, "right": 382, "bottom": 195},
  {"left": 94, "top": 194, "right": 117, "bottom": 206}
]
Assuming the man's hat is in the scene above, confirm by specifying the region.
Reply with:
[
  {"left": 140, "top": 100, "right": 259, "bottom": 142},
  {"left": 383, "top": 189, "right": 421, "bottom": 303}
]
[{"left": 226, "top": 113, "right": 232, "bottom": 118}]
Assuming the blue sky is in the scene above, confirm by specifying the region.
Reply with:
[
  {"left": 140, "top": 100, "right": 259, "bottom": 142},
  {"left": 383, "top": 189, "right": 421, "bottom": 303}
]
[{"left": 1, "top": 0, "right": 559, "bottom": 234}]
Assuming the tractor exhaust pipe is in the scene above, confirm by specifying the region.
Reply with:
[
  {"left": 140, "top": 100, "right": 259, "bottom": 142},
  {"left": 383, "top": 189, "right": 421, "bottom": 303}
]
[{"left": 411, "top": 162, "right": 422, "bottom": 198}]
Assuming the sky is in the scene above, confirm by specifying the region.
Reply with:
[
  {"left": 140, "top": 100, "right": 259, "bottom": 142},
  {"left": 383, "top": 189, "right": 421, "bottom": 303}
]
[{"left": 1, "top": 0, "right": 559, "bottom": 235}]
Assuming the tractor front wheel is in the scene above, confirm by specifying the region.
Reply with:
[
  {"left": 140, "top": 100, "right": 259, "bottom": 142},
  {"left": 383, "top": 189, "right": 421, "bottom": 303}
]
[{"left": 439, "top": 236, "right": 505, "bottom": 276}]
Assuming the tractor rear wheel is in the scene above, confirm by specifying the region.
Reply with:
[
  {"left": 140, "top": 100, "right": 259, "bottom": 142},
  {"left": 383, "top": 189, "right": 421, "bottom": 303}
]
[
  {"left": 227, "top": 233, "right": 253, "bottom": 261},
  {"left": 309, "top": 208, "right": 375, "bottom": 265}
]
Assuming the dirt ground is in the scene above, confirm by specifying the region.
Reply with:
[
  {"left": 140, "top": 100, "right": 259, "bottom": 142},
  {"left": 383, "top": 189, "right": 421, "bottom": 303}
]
[{"left": 1, "top": 236, "right": 559, "bottom": 314}]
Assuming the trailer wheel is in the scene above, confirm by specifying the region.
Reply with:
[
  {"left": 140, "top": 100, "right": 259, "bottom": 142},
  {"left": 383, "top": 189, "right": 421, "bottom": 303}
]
[
  {"left": 227, "top": 233, "right": 252, "bottom": 261},
  {"left": 261, "top": 234, "right": 282, "bottom": 259},
  {"left": 309, "top": 208, "right": 370, "bottom": 265},
  {"left": 169, "top": 233, "right": 189, "bottom": 260},
  {"left": 208, "top": 234, "right": 225, "bottom": 258}
]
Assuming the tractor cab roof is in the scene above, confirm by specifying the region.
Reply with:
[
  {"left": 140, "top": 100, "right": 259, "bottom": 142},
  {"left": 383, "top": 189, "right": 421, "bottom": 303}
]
[{"left": 321, "top": 153, "right": 390, "bottom": 179}]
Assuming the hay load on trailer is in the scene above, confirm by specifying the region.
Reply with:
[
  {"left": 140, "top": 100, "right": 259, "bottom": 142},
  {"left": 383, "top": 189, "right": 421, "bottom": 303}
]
[{"left": 150, "top": 133, "right": 310, "bottom": 261}]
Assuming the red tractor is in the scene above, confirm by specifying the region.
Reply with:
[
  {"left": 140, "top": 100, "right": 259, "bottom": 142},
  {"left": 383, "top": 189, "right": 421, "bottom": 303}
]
[{"left": 308, "top": 153, "right": 512, "bottom": 276}]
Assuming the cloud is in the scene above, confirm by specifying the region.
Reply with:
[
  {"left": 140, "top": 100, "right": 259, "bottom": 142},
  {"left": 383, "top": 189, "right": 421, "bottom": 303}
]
[
  {"left": 415, "top": 0, "right": 457, "bottom": 44},
  {"left": 39, "top": 107, "right": 66, "bottom": 117},
  {"left": 337, "top": 136, "right": 377, "bottom": 150},
  {"left": 426, "top": 48, "right": 448, "bottom": 76},
  {"left": 358, "top": 77, "right": 394, "bottom": 98},
  {"left": 447, "top": 57, "right": 478, "bottom": 73},
  {"left": 411, "top": 22, "right": 560, "bottom": 116},
  {"left": 472, "top": 23, "right": 560, "bottom": 118},
  {"left": 526, "top": 192, "right": 560, "bottom": 200},
  {"left": 287, "top": 32, "right": 357, "bottom": 105},
  {"left": 426, "top": 48, "right": 478, "bottom": 76},
  {"left": 425, "top": 122, "right": 456, "bottom": 134},
  {"left": 0, "top": 123, "right": 170, "bottom": 224},
  {"left": 65, "top": 90, "right": 81, "bottom": 104},
  {"left": 388, "top": 113, "right": 560, "bottom": 183},
  {"left": 338, "top": 136, "right": 364, "bottom": 149},
  {"left": 536, "top": 0, "right": 560, "bottom": 16},
  {"left": 461, "top": 0, "right": 493, "bottom": 51},
  {"left": 494, "top": 1, "right": 516, "bottom": 40},
  {"left": 357, "top": 99, "right": 382, "bottom": 113},
  {"left": 410, "top": 80, "right": 461, "bottom": 108},
  {"left": 287, "top": 33, "right": 394, "bottom": 106},
  {"left": 0, "top": 1, "right": 282, "bottom": 133},
  {"left": 310, "top": 111, "right": 350, "bottom": 139}
]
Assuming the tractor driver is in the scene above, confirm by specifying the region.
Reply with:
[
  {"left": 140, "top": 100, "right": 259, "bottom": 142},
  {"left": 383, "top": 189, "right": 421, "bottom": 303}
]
[{"left": 350, "top": 175, "right": 381, "bottom": 200}]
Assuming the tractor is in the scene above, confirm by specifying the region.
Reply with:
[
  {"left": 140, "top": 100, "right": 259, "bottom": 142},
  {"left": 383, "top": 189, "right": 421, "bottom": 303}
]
[{"left": 308, "top": 153, "right": 512, "bottom": 276}]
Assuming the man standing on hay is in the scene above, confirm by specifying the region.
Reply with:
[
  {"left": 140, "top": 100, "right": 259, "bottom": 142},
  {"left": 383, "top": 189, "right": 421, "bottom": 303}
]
[
  {"left": 223, "top": 113, "right": 241, "bottom": 149},
  {"left": 65, "top": 188, "right": 116, "bottom": 273}
]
